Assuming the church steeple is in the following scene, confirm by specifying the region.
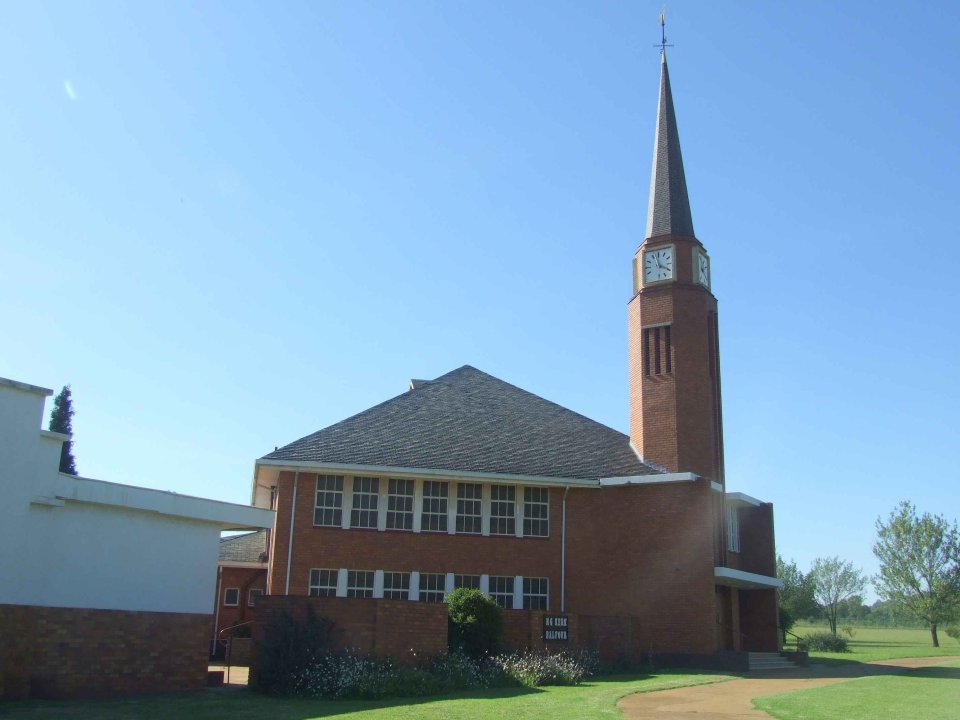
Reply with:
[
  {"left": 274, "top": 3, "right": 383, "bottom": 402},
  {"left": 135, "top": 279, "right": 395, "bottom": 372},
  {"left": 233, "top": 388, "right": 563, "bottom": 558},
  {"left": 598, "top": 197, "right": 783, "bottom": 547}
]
[
  {"left": 645, "top": 51, "right": 695, "bottom": 240},
  {"left": 628, "top": 44, "right": 724, "bottom": 485}
]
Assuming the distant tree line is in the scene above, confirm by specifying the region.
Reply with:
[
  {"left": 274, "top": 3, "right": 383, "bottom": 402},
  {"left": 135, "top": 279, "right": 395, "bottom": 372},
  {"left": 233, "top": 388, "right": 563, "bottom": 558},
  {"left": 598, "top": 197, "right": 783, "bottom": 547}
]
[{"left": 778, "top": 501, "right": 960, "bottom": 647}]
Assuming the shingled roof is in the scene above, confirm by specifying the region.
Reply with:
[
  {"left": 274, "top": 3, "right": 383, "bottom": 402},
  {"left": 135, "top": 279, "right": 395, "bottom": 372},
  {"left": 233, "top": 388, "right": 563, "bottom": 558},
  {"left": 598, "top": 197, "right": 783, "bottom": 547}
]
[
  {"left": 219, "top": 530, "right": 267, "bottom": 564},
  {"left": 261, "top": 366, "right": 661, "bottom": 481}
]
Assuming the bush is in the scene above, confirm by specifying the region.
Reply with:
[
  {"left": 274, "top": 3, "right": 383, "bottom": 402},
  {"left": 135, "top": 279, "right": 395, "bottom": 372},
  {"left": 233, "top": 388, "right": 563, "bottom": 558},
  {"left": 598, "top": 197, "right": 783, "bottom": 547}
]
[
  {"left": 804, "top": 631, "right": 850, "bottom": 652},
  {"left": 447, "top": 588, "right": 503, "bottom": 657},
  {"left": 946, "top": 626, "right": 960, "bottom": 643},
  {"left": 840, "top": 625, "right": 856, "bottom": 638},
  {"left": 251, "top": 607, "right": 335, "bottom": 695},
  {"left": 496, "top": 650, "right": 597, "bottom": 687},
  {"left": 291, "top": 648, "right": 599, "bottom": 699}
]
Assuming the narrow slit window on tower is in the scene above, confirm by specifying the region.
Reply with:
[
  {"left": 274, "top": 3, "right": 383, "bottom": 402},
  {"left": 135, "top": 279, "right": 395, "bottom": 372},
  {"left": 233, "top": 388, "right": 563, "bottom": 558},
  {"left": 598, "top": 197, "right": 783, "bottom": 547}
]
[
  {"left": 642, "top": 329, "right": 651, "bottom": 376},
  {"left": 653, "top": 327, "right": 662, "bottom": 375},
  {"left": 664, "top": 325, "right": 672, "bottom": 374}
]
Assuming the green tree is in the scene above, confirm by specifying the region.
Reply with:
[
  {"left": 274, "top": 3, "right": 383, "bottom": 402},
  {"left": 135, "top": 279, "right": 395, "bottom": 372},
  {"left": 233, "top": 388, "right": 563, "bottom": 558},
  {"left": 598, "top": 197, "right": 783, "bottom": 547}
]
[
  {"left": 873, "top": 501, "right": 960, "bottom": 647},
  {"left": 48, "top": 385, "right": 77, "bottom": 475},
  {"left": 776, "top": 555, "right": 818, "bottom": 640},
  {"left": 811, "top": 556, "right": 866, "bottom": 636},
  {"left": 447, "top": 588, "right": 503, "bottom": 657}
]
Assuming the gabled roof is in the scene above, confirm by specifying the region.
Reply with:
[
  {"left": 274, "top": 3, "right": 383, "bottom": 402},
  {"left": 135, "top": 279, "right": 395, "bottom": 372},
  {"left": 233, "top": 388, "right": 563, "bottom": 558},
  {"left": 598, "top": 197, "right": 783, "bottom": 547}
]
[
  {"left": 261, "top": 366, "right": 661, "bottom": 481},
  {"left": 219, "top": 529, "right": 268, "bottom": 564},
  {"left": 645, "top": 51, "right": 695, "bottom": 240}
]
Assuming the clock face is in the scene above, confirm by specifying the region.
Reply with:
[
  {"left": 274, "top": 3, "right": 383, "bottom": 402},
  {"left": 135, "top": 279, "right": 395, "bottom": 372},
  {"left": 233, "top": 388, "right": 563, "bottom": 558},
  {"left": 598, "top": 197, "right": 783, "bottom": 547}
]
[
  {"left": 643, "top": 247, "right": 674, "bottom": 283},
  {"left": 697, "top": 251, "right": 710, "bottom": 288}
]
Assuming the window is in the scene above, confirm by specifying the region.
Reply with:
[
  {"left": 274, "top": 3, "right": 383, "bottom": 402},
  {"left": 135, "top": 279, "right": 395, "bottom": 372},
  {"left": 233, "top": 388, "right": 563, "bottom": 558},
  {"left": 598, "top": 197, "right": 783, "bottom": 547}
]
[
  {"left": 248, "top": 588, "right": 264, "bottom": 607},
  {"left": 490, "top": 485, "right": 516, "bottom": 536},
  {"left": 454, "top": 574, "right": 480, "bottom": 590},
  {"left": 456, "top": 483, "right": 482, "bottom": 534},
  {"left": 726, "top": 505, "right": 740, "bottom": 553},
  {"left": 488, "top": 576, "right": 514, "bottom": 609},
  {"left": 351, "top": 477, "right": 380, "bottom": 529},
  {"left": 347, "top": 570, "right": 375, "bottom": 598},
  {"left": 642, "top": 325, "right": 673, "bottom": 377},
  {"left": 523, "top": 487, "right": 549, "bottom": 537},
  {"left": 523, "top": 577, "right": 548, "bottom": 610},
  {"left": 419, "top": 573, "right": 446, "bottom": 603},
  {"left": 223, "top": 587, "right": 240, "bottom": 606},
  {"left": 421, "top": 481, "right": 449, "bottom": 532},
  {"left": 308, "top": 568, "right": 338, "bottom": 597},
  {"left": 386, "top": 479, "right": 414, "bottom": 530},
  {"left": 314, "top": 475, "right": 344, "bottom": 527},
  {"left": 383, "top": 571, "right": 411, "bottom": 600}
]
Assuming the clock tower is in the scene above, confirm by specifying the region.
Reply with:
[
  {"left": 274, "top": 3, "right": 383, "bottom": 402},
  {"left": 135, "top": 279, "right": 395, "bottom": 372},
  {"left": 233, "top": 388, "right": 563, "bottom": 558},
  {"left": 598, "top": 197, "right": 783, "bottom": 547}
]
[{"left": 628, "top": 50, "right": 724, "bottom": 484}]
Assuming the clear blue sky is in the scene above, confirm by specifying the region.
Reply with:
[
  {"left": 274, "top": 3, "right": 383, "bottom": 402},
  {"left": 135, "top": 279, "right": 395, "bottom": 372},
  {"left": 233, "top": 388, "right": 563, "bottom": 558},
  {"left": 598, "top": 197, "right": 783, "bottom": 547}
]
[{"left": 2, "top": 1, "right": 958, "bottom": 598}]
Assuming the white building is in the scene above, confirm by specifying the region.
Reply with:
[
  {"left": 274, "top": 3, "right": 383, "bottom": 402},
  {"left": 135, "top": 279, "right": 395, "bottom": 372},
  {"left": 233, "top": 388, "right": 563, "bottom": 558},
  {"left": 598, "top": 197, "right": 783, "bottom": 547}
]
[{"left": 0, "top": 377, "right": 274, "bottom": 699}]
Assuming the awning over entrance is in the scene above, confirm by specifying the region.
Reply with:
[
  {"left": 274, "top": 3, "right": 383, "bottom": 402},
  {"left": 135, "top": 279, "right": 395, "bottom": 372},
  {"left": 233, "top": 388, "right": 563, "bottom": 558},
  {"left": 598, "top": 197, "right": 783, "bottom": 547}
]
[{"left": 714, "top": 566, "right": 782, "bottom": 590}]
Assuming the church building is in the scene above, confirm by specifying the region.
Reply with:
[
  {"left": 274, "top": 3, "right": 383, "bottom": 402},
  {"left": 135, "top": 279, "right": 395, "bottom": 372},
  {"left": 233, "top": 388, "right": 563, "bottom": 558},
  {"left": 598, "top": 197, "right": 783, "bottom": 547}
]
[{"left": 248, "top": 50, "right": 780, "bottom": 663}]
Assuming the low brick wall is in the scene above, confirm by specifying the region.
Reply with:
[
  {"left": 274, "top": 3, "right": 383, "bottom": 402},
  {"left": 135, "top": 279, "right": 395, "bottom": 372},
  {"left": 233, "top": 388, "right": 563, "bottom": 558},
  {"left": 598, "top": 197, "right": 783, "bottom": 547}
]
[
  {"left": 0, "top": 603, "right": 210, "bottom": 699},
  {"left": 252, "top": 596, "right": 448, "bottom": 670}
]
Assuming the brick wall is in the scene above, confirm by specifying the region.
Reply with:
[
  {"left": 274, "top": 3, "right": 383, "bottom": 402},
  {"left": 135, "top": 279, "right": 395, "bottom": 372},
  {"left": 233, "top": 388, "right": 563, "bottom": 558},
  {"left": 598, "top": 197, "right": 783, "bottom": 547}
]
[
  {"left": 628, "top": 234, "right": 723, "bottom": 483},
  {"left": 251, "top": 595, "right": 448, "bottom": 670},
  {"left": 212, "top": 566, "right": 267, "bottom": 657},
  {"left": 0, "top": 604, "right": 210, "bottom": 700},
  {"left": 268, "top": 471, "right": 563, "bottom": 603},
  {"left": 564, "top": 480, "right": 718, "bottom": 656}
]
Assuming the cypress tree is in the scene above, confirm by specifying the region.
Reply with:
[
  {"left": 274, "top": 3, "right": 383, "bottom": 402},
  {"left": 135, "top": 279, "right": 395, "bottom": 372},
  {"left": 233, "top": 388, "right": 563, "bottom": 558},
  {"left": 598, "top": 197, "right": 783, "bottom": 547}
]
[{"left": 48, "top": 385, "right": 78, "bottom": 475}]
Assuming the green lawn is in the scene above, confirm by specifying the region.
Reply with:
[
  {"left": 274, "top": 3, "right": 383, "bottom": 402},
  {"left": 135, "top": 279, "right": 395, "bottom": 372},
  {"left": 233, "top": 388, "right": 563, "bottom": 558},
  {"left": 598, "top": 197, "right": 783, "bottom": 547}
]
[
  {"left": 792, "top": 624, "right": 960, "bottom": 664},
  {"left": 753, "top": 659, "right": 960, "bottom": 720},
  {"left": 0, "top": 671, "right": 731, "bottom": 720}
]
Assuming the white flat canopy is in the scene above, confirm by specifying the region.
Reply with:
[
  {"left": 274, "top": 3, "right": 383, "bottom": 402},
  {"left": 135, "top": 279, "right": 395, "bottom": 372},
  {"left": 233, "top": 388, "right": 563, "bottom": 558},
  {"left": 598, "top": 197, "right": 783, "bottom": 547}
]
[{"left": 714, "top": 566, "right": 782, "bottom": 590}]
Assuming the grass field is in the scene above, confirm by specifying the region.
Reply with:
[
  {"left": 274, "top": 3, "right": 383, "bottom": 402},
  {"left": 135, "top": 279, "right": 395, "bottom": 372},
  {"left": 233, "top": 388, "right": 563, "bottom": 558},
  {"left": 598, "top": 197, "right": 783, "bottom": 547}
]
[
  {"left": 0, "top": 671, "right": 731, "bottom": 720},
  {"left": 753, "top": 658, "right": 960, "bottom": 720},
  {"left": 792, "top": 624, "right": 960, "bottom": 664}
]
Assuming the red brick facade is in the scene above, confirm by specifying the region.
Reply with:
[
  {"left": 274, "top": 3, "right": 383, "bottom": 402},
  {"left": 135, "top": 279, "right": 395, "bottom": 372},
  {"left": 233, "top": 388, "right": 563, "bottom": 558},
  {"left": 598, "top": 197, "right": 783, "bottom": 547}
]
[
  {"left": 212, "top": 566, "right": 267, "bottom": 657},
  {"left": 251, "top": 595, "right": 448, "bottom": 670},
  {"left": 0, "top": 604, "right": 209, "bottom": 699},
  {"left": 629, "top": 234, "right": 724, "bottom": 483}
]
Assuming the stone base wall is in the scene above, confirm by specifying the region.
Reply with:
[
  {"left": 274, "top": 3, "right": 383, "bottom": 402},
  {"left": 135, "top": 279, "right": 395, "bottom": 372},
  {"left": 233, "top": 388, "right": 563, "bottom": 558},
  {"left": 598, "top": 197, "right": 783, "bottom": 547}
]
[{"left": 0, "top": 604, "right": 210, "bottom": 700}]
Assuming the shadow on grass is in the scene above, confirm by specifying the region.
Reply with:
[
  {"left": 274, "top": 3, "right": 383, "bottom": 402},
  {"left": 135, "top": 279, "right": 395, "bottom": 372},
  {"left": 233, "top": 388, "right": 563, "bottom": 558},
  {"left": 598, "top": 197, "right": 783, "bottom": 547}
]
[
  {"left": 906, "top": 665, "right": 960, "bottom": 681},
  {"left": 0, "top": 684, "right": 545, "bottom": 720}
]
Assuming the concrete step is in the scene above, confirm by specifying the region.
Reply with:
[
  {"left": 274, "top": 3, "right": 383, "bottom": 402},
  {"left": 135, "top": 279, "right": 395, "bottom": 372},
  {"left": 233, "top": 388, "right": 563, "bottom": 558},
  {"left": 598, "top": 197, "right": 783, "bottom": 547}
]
[{"left": 747, "top": 651, "right": 801, "bottom": 671}]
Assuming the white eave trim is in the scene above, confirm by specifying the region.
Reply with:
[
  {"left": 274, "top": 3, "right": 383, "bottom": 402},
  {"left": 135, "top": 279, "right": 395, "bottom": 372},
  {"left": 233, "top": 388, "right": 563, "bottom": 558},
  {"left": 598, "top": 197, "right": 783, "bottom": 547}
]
[
  {"left": 714, "top": 566, "right": 782, "bottom": 590},
  {"left": 49, "top": 473, "right": 276, "bottom": 530},
  {"left": 219, "top": 561, "right": 268, "bottom": 569},
  {"left": 255, "top": 459, "right": 599, "bottom": 488},
  {"left": 40, "top": 429, "right": 70, "bottom": 442},
  {"left": 726, "top": 491, "right": 767, "bottom": 507},
  {"left": 0, "top": 376, "right": 53, "bottom": 396},
  {"left": 599, "top": 472, "right": 698, "bottom": 487}
]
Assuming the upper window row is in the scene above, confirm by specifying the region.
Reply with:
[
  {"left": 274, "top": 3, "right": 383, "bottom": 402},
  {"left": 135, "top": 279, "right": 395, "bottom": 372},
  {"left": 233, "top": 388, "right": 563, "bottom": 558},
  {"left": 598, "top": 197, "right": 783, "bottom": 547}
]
[{"left": 313, "top": 476, "right": 549, "bottom": 537}]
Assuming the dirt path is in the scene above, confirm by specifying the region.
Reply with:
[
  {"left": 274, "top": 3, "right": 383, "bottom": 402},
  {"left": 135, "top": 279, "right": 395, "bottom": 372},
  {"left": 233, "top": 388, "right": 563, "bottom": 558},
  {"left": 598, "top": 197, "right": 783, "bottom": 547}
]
[{"left": 618, "top": 656, "right": 960, "bottom": 720}]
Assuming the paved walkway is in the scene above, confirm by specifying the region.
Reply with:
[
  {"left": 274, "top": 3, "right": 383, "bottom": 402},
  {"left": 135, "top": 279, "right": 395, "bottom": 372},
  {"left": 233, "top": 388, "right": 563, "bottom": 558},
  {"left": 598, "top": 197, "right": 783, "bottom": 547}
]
[{"left": 618, "top": 656, "right": 960, "bottom": 720}]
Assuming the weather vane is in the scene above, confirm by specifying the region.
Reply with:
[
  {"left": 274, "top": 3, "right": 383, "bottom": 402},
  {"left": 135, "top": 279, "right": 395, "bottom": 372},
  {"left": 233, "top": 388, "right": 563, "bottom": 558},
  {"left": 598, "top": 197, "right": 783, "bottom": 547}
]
[{"left": 656, "top": 7, "right": 674, "bottom": 55}]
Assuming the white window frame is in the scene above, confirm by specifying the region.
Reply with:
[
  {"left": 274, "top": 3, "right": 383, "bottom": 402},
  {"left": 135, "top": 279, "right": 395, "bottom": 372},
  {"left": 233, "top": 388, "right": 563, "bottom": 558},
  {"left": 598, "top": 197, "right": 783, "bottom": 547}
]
[
  {"left": 385, "top": 478, "right": 415, "bottom": 531},
  {"left": 223, "top": 587, "right": 240, "bottom": 606},
  {"left": 454, "top": 574, "right": 480, "bottom": 590},
  {"left": 350, "top": 477, "right": 380, "bottom": 529},
  {"left": 523, "top": 486, "right": 549, "bottom": 537},
  {"left": 419, "top": 572, "right": 446, "bottom": 603},
  {"left": 488, "top": 575, "right": 514, "bottom": 609},
  {"left": 314, "top": 474, "right": 345, "bottom": 527},
  {"left": 421, "top": 480, "right": 449, "bottom": 533},
  {"left": 308, "top": 568, "right": 338, "bottom": 597},
  {"left": 455, "top": 483, "right": 483, "bottom": 534},
  {"left": 489, "top": 485, "right": 516, "bottom": 536},
  {"left": 382, "top": 571, "right": 411, "bottom": 600},
  {"left": 726, "top": 504, "right": 740, "bottom": 553},
  {"left": 346, "top": 570, "right": 375, "bottom": 598},
  {"left": 522, "top": 577, "right": 549, "bottom": 610}
]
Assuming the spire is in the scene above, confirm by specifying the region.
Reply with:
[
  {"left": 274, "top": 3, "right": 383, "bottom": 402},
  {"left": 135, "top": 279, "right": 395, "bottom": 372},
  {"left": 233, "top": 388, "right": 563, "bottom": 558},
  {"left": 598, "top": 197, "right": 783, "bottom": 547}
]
[{"left": 645, "top": 51, "right": 695, "bottom": 240}]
